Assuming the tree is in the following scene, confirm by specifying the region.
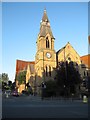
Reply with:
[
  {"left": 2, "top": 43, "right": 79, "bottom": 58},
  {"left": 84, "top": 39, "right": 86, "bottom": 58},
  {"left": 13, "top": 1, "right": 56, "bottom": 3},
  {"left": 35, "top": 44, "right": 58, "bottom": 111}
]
[
  {"left": 44, "top": 80, "right": 57, "bottom": 97},
  {"left": 55, "top": 62, "right": 67, "bottom": 96},
  {"left": 8, "top": 80, "right": 12, "bottom": 90},
  {"left": 17, "top": 71, "right": 26, "bottom": 85},
  {"left": 2, "top": 73, "right": 9, "bottom": 83},
  {"left": 55, "top": 61, "right": 82, "bottom": 97},
  {"left": 25, "top": 82, "right": 33, "bottom": 95},
  {"left": 1, "top": 73, "right": 9, "bottom": 91},
  {"left": 2, "top": 81, "right": 8, "bottom": 91},
  {"left": 11, "top": 82, "right": 16, "bottom": 91},
  {"left": 67, "top": 62, "right": 82, "bottom": 95}
]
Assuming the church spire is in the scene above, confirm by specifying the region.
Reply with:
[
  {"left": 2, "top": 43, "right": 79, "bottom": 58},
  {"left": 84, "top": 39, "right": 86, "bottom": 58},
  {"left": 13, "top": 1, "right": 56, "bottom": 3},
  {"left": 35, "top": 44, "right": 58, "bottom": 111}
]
[
  {"left": 39, "top": 9, "right": 54, "bottom": 39},
  {"left": 42, "top": 8, "right": 49, "bottom": 22}
]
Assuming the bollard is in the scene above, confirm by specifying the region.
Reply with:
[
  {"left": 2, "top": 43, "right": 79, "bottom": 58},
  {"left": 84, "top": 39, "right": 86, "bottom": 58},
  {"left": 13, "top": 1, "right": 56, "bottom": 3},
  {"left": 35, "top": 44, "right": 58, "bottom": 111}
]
[{"left": 83, "top": 95, "right": 88, "bottom": 103}]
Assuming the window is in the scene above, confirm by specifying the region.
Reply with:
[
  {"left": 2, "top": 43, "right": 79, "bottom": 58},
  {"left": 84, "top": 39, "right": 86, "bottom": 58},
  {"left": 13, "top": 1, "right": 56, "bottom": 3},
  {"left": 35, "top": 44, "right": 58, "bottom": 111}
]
[
  {"left": 46, "top": 37, "right": 50, "bottom": 48},
  {"left": 46, "top": 66, "right": 48, "bottom": 76},
  {"left": 68, "top": 57, "right": 71, "bottom": 61},
  {"left": 84, "top": 71, "right": 86, "bottom": 76},
  {"left": 49, "top": 66, "right": 51, "bottom": 77}
]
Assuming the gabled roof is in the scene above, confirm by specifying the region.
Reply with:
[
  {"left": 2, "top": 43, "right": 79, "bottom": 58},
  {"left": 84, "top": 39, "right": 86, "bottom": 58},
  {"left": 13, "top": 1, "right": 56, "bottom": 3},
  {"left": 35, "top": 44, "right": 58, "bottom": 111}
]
[
  {"left": 56, "top": 46, "right": 65, "bottom": 55},
  {"left": 56, "top": 42, "right": 80, "bottom": 57}
]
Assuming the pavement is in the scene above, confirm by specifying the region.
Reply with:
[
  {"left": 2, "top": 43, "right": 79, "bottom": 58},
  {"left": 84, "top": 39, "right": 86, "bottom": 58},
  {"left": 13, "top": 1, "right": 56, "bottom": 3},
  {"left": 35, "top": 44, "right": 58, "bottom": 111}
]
[{"left": 2, "top": 95, "right": 88, "bottom": 118}]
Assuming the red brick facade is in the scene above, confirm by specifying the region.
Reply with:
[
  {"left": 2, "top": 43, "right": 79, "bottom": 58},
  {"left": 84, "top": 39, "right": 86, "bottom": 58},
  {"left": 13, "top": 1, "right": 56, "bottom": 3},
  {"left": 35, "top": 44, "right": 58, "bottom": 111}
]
[
  {"left": 16, "top": 60, "right": 35, "bottom": 75},
  {"left": 80, "top": 54, "right": 90, "bottom": 69}
]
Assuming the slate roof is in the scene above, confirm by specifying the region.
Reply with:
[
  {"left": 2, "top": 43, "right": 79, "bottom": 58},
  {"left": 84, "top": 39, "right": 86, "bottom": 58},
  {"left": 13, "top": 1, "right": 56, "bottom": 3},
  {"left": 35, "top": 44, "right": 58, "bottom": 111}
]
[
  {"left": 39, "top": 9, "right": 54, "bottom": 38},
  {"left": 39, "top": 25, "right": 54, "bottom": 38},
  {"left": 42, "top": 9, "right": 49, "bottom": 22}
]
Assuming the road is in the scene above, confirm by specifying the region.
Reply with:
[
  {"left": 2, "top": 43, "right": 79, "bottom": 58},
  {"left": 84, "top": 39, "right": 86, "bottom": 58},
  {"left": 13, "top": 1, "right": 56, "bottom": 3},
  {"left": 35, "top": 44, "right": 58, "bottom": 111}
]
[{"left": 2, "top": 95, "right": 88, "bottom": 119}]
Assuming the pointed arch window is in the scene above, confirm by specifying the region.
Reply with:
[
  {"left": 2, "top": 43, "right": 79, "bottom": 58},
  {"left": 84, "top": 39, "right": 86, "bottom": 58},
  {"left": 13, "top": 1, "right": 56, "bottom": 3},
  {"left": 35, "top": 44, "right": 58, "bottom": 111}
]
[
  {"left": 49, "top": 66, "right": 51, "bottom": 77},
  {"left": 46, "top": 37, "right": 50, "bottom": 48},
  {"left": 46, "top": 66, "right": 48, "bottom": 76},
  {"left": 68, "top": 57, "right": 71, "bottom": 61},
  {"left": 84, "top": 71, "right": 86, "bottom": 76}
]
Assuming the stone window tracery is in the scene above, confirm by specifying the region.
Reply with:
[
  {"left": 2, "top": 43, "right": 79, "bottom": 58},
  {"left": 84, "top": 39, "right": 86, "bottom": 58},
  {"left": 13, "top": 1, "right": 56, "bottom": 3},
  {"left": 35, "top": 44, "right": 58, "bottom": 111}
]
[{"left": 46, "top": 37, "right": 50, "bottom": 48}]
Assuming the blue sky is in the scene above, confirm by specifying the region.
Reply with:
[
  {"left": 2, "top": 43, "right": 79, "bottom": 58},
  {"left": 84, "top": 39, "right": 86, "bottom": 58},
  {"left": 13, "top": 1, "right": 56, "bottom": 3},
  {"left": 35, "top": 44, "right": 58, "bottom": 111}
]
[
  {"left": 89, "top": 2, "right": 90, "bottom": 54},
  {"left": 0, "top": 2, "right": 2, "bottom": 78},
  {"left": 2, "top": 2, "right": 88, "bottom": 82}
]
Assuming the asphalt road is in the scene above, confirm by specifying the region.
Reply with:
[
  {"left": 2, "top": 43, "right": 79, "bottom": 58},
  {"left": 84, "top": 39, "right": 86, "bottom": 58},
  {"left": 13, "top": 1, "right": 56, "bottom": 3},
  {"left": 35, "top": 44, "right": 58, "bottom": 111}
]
[{"left": 2, "top": 95, "right": 88, "bottom": 118}]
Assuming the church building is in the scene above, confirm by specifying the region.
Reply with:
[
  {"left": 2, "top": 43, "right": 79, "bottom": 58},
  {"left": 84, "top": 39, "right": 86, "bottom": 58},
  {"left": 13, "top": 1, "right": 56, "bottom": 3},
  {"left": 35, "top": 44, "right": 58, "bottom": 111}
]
[{"left": 15, "top": 9, "right": 88, "bottom": 94}]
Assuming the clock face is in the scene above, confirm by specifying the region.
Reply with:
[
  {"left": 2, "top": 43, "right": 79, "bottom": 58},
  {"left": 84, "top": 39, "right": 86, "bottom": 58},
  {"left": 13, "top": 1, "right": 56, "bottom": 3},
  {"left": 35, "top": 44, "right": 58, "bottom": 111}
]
[{"left": 46, "top": 52, "right": 51, "bottom": 58}]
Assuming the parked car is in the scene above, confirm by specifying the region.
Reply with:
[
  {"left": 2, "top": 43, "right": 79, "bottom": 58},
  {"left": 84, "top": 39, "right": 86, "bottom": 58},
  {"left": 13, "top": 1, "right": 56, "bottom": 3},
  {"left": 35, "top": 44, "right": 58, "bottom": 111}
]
[{"left": 12, "top": 91, "right": 19, "bottom": 97}]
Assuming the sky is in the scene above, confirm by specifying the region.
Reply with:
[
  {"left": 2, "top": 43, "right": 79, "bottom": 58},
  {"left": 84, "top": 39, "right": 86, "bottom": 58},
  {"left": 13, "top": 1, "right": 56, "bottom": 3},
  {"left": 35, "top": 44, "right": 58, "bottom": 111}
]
[
  {"left": 0, "top": 2, "right": 2, "bottom": 78},
  {"left": 88, "top": 2, "right": 90, "bottom": 54},
  {"left": 2, "top": 2, "right": 88, "bottom": 82},
  {"left": 2, "top": 0, "right": 90, "bottom": 2}
]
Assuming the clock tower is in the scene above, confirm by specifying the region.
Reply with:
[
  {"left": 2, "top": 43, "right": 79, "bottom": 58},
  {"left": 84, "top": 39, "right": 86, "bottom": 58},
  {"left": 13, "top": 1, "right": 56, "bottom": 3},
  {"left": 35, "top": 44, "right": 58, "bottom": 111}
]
[{"left": 35, "top": 9, "right": 56, "bottom": 88}]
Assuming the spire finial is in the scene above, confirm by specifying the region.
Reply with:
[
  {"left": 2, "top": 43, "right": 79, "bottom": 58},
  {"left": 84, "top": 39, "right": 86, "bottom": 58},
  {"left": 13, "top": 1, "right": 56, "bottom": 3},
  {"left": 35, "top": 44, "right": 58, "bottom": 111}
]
[{"left": 44, "top": 7, "right": 46, "bottom": 12}]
